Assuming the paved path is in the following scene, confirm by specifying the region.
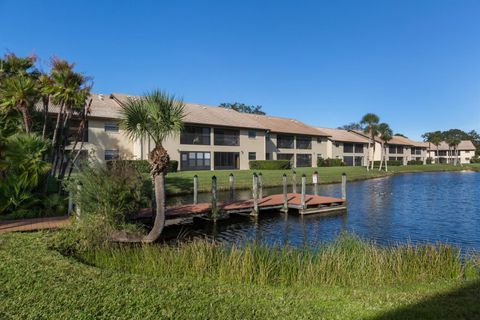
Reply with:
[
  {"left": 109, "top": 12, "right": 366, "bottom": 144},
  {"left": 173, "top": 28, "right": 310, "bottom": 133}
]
[{"left": 0, "top": 216, "right": 70, "bottom": 234}]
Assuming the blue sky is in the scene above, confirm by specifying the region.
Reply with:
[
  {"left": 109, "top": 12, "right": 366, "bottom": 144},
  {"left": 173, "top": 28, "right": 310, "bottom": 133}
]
[{"left": 1, "top": 0, "right": 479, "bottom": 140}]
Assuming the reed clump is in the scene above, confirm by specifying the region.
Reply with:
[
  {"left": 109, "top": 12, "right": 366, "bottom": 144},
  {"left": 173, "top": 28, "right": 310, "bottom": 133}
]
[{"left": 79, "top": 233, "right": 479, "bottom": 287}]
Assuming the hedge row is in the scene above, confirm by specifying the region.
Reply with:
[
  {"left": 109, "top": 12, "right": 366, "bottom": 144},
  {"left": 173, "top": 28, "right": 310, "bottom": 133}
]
[
  {"left": 407, "top": 160, "right": 424, "bottom": 165},
  {"left": 249, "top": 160, "right": 291, "bottom": 170},
  {"left": 317, "top": 158, "right": 344, "bottom": 167},
  {"left": 373, "top": 160, "right": 403, "bottom": 167},
  {"left": 107, "top": 160, "right": 178, "bottom": 173}
]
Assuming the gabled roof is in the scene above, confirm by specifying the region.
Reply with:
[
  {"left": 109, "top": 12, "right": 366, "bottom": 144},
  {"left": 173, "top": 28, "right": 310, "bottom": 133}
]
[
  {"left": 110, "top": 93, "right": 267, "bottom": 130},
  {"left": 428, "top": 140, "right": 476, "bottom": 151},
  {"left": 241, "top": 113, "right": 330, "bottom": 136},
  {"left": 316, "top": 127, "right": 369, "bottom": 143},
  {"left": 350, "top": 130, "right": 428, "bottom": 148}
]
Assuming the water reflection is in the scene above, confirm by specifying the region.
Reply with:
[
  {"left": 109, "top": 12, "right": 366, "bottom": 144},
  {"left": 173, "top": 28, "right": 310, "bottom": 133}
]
[{"left": 166, "top": 172, "right": 480, "bottom": 251}]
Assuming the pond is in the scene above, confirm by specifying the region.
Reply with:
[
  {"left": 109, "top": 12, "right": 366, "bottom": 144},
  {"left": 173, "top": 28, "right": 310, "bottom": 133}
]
[{"left": 166, "top": 172, "right": 480, "bottom": 252}]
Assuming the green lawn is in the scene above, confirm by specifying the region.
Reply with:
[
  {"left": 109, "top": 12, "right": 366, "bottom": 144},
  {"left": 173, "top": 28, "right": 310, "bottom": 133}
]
[
  {"left": 165, "top": 164, "right": 480, "bottom": 195},
  {"left": 0, "top": 232, "right": 479, "bottom": 319}
]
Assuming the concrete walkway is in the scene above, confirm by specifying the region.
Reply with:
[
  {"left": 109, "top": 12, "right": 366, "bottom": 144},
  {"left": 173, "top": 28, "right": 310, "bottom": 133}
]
[{"left": 0, "top": 216, "right": 70, "bottom": 234}]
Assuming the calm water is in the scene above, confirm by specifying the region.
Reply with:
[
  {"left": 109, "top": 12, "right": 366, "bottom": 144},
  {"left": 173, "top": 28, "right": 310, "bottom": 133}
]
[{"left": 166, "top": 172, "right": 480, "bottom": 251}]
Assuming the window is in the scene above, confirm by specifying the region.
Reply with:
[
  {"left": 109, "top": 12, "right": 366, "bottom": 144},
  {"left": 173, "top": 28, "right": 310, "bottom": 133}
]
[
  {"left": 104, "top": 122, "right": 119, "bottom": 132},
  {"left": 277, "top": 153, "right": 294, "bottom": 166},
  {"left": 389, "top": 144, "right": 404, "bottom": 154},
  {"left": 180, "top": 126, "right": 211, "bottom": 145},
  {"left": 411, "top": 147, "right": 422, "bottom": 155},
  {"left": 296, "top": 154, "right": 312, "bottom": 167},
  {"left": 180, "top": 151, "right": 211, "bottom": 171},
  {"left": 439, "top": 151, "right": 447, "bottom": 156},
  {"left": 354, "top": 156, "right": 363, "bottom": 166},
  {"left": 343, "top": 156, "right": 354, "bottom": 166},
  {"left": 104, "top": 149, "right": 119, "bottom": 161},
  {"left": 277, "top": 135, "right": 294, "bottom": 149},
  {"left": 214, "top": 152, "right": 239, "bottom": 170},
  {"left": 214, "top": 128, "right": 240, "bottom": 146},
  {"left": 248, "top": 130, "right": 256, "bottom": 139},
  {"left": 355, "top": 144, "right": 364, "bottom": 153},
  {"left": 343, "top": 143, "right": 354, "bottom": 153},
  {"left": 265, "top": 153, "right": 271, "bottom": 160},
  {"left": 296, "top": 136, "right": 312, "bottom": 149},
  {"left": 248, "top": 152, "right": 256, "bottom": 160},
  {"left": 317, "top": 137, "right": 323, "bottom": 143}
]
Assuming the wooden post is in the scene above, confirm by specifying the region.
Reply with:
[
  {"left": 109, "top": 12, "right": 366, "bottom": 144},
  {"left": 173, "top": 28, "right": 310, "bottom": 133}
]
[
  {"left": 301, "top": 174, "right": 306, "bottom": 210},
  {"left": 341, "top": 173, "right": 347, "bottom": 200},
  {"left": 312, "top": 171, "right": 318, "bottom": 196},
  {"left": 282, "top": 173, "right": 288, "bottom": 212},
  {"left": 229, "top": 173, "right": 234, "bottom": 202},
  {"left": 292, "top": 170, "right": 297, "bottom": 194},
  {"left": 193, "top": 174, "right": 198, "bottom": 205},
  {"left": 251, "top": 173, "right": 259, "bottom": 216},
  {"left": 258, "top": 173, "right": 263, "bottom": 199},
  {"left": 211, "top": 175, "right": 218, "bottom": 219}
]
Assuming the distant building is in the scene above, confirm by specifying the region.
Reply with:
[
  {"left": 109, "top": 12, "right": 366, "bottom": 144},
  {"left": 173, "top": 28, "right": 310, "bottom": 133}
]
[{"left": 427, "top": 141, "right": 476, "bottom": 164}]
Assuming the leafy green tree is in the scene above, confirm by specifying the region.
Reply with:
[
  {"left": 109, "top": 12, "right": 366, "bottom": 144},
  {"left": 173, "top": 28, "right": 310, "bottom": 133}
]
[
  {"left": 394, "top": 133, "right": 408, "bottom": 138},
  {"left": 360, "top": 113, "right": 380, "bottom": 170},
  {"left": 219, "top": 102, "right": 265, "bottom": 115},
  {"left": 0, "top": 133, "right": 50, "bottom": 213},
  {"left": 120, "top": 90, "right": 185, "bottom": 242},
  {"left": 422, "top": 131, "right": 443, "bottom": 164},
  {"left": 337, "top": 122, "right": 363, "bottom": 131},
  {"left": 378, "top": 123, "right": 393, "bottom": 171}
]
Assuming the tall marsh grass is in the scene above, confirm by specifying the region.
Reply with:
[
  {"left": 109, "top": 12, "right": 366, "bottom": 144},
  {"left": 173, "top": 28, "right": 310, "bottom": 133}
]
[{"left": 79, "top": 234, "right": 479, "bottom": 287}]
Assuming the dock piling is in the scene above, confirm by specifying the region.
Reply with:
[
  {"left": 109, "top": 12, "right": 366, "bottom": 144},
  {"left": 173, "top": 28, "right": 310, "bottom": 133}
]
[
  {"left": 252, "top": 173, "right": 259, "bottom": 216},
  {"left": 341, "top": 173, "right": 347, "bottom": 200},
  {"left": 258, "top": 173, "right": 263, "bottom": 199},
  {"left": 229, "top": 173, "right": 234, "bottom": 202},
  {"left": 312, "top": 171, "right": 318, "bottom": 196},
  {"left": 301, "top": 174, "right": 306, "bottom": 210},
  {"left": 193, "top": 175, "right": 198, "bottom": 205},
  {"left": 211, "top": 175, "right": 218, "bottom": 219},
  {"left": 292, "top": 171, "right": 297, "bottom": 193},
  {"left": 282, "top": 173, "right": 288, "bottom": 212}
]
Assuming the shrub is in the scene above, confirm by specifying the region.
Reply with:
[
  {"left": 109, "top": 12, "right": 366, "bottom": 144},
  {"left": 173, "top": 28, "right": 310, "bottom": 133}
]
[
  {"left": 373, "top": 160, "right": 403, "bottom": 167},
  {"left": 107, "top": 159, "right": 178, "bottom": 174},
  {"left": 407, "top": 160, "right": 424, "bottom": 165},
  {"left": 66, "top": 161, "right": 148, "bottom": 222},
  {"left": 426, "top": 157, "right": 433, "bottom": 164},
  {"left": 470, "top": 157, "right": 480, "bottom": 164},
  {"left": 318, "top": 158, "right": 344, "bottom": 167},
  {"left": 249, "top": 160, "right": 291, "bottom": 170}
]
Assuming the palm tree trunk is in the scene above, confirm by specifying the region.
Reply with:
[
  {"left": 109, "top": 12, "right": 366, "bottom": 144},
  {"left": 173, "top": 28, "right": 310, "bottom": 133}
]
[
  {"left": 366, "top": 140, "right": 371, "bottom": 171},
  {"left": 378, "top": 142, "right": 384, "bottom": 171},
  {"left": 370, "top": 134, "right": 376, "bottom": 170},
  {"left": 142, "top": 143, "right": 169, "bottom": 243},
  {"left": 17, "top": 103, "right": 30, "bottom": 134},
  {"left": 385, "top": 145, "right": 388, "bottom": 171},
  {"left": 41, "top": 96, "right": 49, "bottom": 139}
]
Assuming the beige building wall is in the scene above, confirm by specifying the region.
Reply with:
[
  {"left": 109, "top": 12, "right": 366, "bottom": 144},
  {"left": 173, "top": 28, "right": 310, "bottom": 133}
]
[
  {"left": 428, "top": 150, "right": 474, "bottom": 164},
  {"left": 85, "top": 118, "right": 134, "bottom": 163},
  {"left": 327, "top": 140, "right": 368, "bottom": 166},
  {"left": 267, "top": 133, "right": 328, "bottom": 168},
  {"left": 134, "top": 126, "right": 266, "bottom": 170}
]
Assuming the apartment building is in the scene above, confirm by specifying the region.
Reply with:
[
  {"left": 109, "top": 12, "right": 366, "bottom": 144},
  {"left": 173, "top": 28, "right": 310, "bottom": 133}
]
[
  {"left": 350, "top": 131, "right": 429, "bottom": 165},
  {"left": 51, "top": 92, "right": 473, "bottom": 170},
  {"left": 316, "top": 127, "right": 369, "bottom": 166},
  {"left": 65, "top": 93, "right": 331, "bottom": 170},
  {"left": 427, "top": 140, "right": 476, "bottom": 164}
]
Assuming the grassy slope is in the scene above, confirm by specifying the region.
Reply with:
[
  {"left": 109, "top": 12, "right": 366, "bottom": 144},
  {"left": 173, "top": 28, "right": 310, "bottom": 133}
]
[
  {"left": 165, "top": 164, "right": 480, "bottom": 195},
  {"left": 1, "top": 232, "right": 479, "bottom": 320}
]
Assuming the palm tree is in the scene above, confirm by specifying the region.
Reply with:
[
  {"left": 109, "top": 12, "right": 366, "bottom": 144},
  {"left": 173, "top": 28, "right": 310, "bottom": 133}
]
[
  {"left": 423, "top": 131, "right": 443, "bottom": 164},
  {"left": 0, "top": 75, "right": 39, "bottom": 134},
  {"left": 360, "top": 113, "right": 380, "bottom": 170},
  {"left": 377, "top": 123, "right": 393, "bottom": 171},
  {"left": 120, "top": 90, "right": 185, "bottom": 243}
]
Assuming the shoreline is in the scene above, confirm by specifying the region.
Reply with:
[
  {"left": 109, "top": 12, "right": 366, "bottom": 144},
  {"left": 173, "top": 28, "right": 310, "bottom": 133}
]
[{"left": 166, "top": 164, "right": 480, "bottom": 196}]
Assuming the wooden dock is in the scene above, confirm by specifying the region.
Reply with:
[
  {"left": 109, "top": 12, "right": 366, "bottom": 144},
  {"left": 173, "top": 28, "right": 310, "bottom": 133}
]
[{"left": 135, "top": 193, "right": 346, "bottom": 223}]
